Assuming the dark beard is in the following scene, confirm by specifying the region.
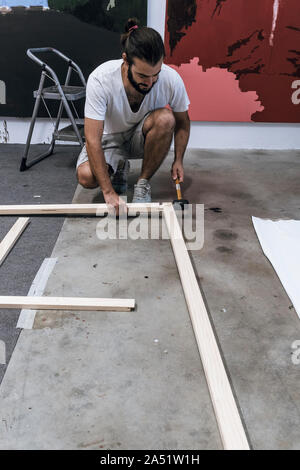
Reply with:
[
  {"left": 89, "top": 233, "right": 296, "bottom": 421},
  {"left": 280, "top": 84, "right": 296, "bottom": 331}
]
[{"left": 127, "top": 64, "right": 158, "bottom": 96}]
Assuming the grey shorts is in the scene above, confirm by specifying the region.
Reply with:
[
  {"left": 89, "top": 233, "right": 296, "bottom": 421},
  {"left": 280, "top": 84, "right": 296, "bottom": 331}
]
[{"left": 76, "top": 112, "right": 150, "bottom": 173}]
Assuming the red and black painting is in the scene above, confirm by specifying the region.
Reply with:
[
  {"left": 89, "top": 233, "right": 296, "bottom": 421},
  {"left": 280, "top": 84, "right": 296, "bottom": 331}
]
[{"left": 165, "top": 0, "right": 300, "bottom": 122}]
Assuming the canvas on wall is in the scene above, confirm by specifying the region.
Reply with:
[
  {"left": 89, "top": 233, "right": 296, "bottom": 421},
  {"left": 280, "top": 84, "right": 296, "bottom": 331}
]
[
  {"left": 0, "top": 0, "right": 147, "bottom": 117},
  {"left": 164, "top": 0, "right": 300, "bottom": 123}
]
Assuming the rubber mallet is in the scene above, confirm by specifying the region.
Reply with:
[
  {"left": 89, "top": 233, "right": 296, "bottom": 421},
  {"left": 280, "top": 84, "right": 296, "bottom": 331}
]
[{"left": 173, "top": 178, "right": 189, "bottom": 210}]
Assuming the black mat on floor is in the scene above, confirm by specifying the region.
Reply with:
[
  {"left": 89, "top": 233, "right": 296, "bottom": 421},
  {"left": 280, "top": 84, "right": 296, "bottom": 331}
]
[{"left": 0, "top": 144, "right": 79, "bottom": 384}]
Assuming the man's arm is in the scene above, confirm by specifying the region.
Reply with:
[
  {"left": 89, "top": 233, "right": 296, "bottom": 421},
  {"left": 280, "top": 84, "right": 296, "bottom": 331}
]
[
  {"left": 171, "top": 111, "right": 190, "bottom": 182},
  {"left": 85, "top": 117, "right": 125, "bottom": 212}
]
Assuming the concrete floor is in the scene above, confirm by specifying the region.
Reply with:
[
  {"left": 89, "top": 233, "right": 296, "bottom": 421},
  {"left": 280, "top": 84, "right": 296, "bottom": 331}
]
[
  {"left": 0, "top": 148, "right": 300, "bottom": 449},
  {"left": 0, "top": 144, "right": 78, "bottom": 384}
]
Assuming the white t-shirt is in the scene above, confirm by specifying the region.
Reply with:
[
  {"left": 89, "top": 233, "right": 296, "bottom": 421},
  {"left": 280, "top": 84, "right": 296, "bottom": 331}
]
[{"left": 84, "top": 59, "right": 190, "bottom": 134}]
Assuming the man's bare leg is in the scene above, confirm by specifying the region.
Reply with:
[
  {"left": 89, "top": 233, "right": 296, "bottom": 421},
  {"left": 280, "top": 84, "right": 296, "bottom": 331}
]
[
  {"left": 140, "top": 108, "right": 175, "bottom": 181},
  {"left": 77, "top": 161, "right": 99, "bottom": 189},
  {"left": 77, "top": 108, "right": 175, "bottom": 190}
]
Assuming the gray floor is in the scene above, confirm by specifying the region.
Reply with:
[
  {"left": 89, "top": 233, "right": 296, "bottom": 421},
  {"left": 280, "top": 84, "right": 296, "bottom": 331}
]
[
  {"left": 0, "top": 147, "right": 300, "bottom": 449},
  {"left": 0, "top": 144, "right": 78, "bottom": 384}
]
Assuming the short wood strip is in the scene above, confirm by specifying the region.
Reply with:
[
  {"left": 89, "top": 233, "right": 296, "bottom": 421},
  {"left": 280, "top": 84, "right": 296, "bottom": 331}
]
[
  {"left": 0, "top": 296, "right": 135, "bottom": 312},
  {"left": 163, "top": 203, "right": 249, "bottom": 450},
  {"left": 0, "top": 203, "right": 163, "bottom": 216},
  {"left": 0, "top": 217, "right": 30, "bottom": 266}
]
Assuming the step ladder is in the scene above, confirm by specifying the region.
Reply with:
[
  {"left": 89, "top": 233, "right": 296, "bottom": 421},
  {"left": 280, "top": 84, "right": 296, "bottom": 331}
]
[{"left": 20, "top": 48, "right": 86, "bottom": 171}]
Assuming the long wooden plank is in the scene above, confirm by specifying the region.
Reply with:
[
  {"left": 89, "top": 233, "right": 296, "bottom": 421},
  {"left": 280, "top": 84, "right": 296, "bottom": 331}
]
[
  {"left": 0, "top": 296, "right": 135, "bottom": 311},
  {"left": 0, "top": 203, "right": 163, "bottom": 216},
  {"left": 163, "top": 203, "right": 249, "bottom": 450},
  {"left": 0, "top": 217, "right": 30, "bottom": 266}
]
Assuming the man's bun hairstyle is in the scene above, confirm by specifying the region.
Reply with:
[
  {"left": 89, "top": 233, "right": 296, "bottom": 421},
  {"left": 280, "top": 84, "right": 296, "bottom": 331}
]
[{"left": 121, "top": 17, "right": 165, "bottom": 66}]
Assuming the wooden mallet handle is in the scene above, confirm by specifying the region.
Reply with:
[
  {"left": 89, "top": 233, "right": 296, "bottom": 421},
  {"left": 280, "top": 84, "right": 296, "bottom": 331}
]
[
  {"left": 175, "top": 178, "right": 182, "bottom": 200},
  {"left": 173, "top": 178, "right": 189, "bottom": 209}
]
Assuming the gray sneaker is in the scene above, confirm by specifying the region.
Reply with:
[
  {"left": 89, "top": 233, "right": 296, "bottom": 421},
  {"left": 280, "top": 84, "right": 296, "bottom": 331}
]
[
  {"left": 111, "top": 159, "right": 130, "bottom": 194},
  {"left": 132, "top": 178, "right": 151, "bottom": 203}
]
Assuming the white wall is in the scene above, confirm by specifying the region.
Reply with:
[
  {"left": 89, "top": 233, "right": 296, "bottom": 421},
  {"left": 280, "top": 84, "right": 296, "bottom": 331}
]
[
  {"left": 0, "top": 0, "right": 299, "bottom": 149},
  {"left": 0, "top": 118, "right": 73, "bottom": 145}
]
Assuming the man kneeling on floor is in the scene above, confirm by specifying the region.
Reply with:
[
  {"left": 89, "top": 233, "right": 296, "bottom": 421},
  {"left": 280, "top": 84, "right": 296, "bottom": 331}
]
[{"left": 76, "top": 17, "right": 190, "bottom": 212}]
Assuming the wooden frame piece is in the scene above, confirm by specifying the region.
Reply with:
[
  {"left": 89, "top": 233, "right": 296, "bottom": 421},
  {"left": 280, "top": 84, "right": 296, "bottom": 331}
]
[
  {"left": 163, "top": 203, "right": 249, "bottom": 450},
  {"left": 0, "top": 217, "right": 30, "bottom": 266},
  {"left": 0, "top": 202, "right": 249, "bottom": 450},
  {"left": 0, "top": 296, "right": 135, "bottom": 312},
  {"left": 0, "top": 203, "right": 164, "bottom": 216}
]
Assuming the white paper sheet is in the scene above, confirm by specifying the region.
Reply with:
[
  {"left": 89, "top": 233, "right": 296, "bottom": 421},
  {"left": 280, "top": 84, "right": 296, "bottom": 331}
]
[{"left": 252, "top": 217, "right": 300, "bottom": 318}]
